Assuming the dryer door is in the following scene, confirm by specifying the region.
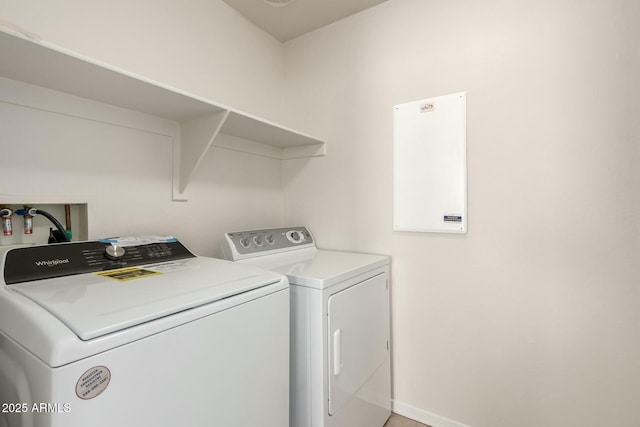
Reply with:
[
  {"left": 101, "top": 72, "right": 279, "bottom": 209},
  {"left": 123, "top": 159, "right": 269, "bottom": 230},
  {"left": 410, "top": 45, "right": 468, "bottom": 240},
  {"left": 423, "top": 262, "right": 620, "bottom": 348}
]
[{"left": 327, "top": 272, "right": 388, "bottom": 415}]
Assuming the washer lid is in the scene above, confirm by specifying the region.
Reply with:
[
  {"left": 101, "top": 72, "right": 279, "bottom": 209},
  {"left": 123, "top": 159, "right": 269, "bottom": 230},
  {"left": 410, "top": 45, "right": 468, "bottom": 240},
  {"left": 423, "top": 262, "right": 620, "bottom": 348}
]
[
  {"left": 9, "top": 257, "right": 283, "bottom": 340},
  {"left": 241, "top": 249, "right": 389, "bottom": 289}
]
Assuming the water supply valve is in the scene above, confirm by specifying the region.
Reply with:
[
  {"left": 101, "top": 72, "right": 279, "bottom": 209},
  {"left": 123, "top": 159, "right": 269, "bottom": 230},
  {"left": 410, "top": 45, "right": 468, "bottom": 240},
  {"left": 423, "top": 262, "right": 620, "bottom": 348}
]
[
  {"left": 23, "top": 206, "right": 33, "bottom": 234},
  {"left": 1, "top": 207, "right": 13, "bottom": 236}
]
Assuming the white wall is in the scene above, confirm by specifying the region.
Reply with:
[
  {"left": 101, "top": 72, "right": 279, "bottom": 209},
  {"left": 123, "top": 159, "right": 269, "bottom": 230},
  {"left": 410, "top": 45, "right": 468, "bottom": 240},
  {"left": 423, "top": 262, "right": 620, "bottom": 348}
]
[
  {"left": 283, "top": 0, "right": 640, "bottom": 426},
  {"left": 0, "top": 0, "right": 284, "bottom": 121},
  {"left": 0, "top": 0, "right": 285, "bottom": 256}
]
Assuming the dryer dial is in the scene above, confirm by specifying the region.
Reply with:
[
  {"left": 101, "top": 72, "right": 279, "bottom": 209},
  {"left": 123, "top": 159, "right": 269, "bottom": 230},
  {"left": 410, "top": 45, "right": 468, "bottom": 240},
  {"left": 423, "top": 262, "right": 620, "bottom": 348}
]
[
  {"left": 239, "top": 237, "right": 252, "bottom": 249},
  {"left": 286, "top": 230, "right": 306, "bottom": 244}
]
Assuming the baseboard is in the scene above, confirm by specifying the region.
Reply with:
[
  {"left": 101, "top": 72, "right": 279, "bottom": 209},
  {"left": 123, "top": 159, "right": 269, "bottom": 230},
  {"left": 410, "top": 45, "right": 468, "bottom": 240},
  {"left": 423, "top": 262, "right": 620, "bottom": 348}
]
[{"left": 392, "top": 400, "right": 471, "bottom": 427}]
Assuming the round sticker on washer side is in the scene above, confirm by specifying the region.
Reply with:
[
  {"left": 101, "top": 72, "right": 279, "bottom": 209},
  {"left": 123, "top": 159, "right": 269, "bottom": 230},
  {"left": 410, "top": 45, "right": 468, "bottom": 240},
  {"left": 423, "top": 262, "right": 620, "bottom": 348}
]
[{"left": 76, "top": 366, "right": 111, "bottom": 400}]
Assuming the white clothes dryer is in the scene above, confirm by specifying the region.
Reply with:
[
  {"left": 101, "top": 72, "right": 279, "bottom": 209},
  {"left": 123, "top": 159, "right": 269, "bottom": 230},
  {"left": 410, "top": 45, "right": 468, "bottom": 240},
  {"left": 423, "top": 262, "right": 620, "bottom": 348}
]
[
  {"left": 0, "top": 237, "right": 289, "bottom": 427},
  {"left": 222, "top": 227, "right": 391, "bottom": 427}
]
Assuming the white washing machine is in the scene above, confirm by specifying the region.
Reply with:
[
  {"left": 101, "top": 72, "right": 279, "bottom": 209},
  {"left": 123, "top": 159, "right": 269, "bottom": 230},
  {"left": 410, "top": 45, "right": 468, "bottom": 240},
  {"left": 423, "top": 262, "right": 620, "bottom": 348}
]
[
  {"left": 222, "top": 227, "right": 391, "bottom": 427},
  {"left": 0, "top": 237, "right": 289, "bottom": 427}
]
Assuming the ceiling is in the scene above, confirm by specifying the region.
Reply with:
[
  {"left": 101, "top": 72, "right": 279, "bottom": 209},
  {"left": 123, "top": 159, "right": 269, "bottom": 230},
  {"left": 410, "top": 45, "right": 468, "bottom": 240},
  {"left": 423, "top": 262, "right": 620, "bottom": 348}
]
[{"left": 222, "top": 0, "right": 388, "bottom": 42}]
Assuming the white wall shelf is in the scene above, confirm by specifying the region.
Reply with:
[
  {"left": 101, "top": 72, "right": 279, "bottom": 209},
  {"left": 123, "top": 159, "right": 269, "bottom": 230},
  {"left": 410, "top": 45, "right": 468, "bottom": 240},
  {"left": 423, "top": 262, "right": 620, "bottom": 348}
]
[{"left": 0, "top": 27, "right": 326, "bottom": 200}]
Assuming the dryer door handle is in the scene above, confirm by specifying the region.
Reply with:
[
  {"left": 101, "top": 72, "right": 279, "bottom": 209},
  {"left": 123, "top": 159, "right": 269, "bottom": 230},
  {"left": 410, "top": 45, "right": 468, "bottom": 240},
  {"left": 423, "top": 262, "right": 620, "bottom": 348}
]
[{"left": 333, "top": 329, "right": 342, "bottom": 376}]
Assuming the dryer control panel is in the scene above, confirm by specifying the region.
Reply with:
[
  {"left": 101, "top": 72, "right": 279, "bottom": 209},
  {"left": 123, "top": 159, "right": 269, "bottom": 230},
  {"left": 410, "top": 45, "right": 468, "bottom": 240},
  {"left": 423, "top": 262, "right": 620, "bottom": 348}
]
[{"left": 222, "top": 226, "right": 315, "bottom": 261}]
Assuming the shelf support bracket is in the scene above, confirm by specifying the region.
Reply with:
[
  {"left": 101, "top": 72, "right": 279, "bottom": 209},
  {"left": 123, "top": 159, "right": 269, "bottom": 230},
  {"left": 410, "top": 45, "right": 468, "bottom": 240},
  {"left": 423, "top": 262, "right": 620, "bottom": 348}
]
[{"left": 173, "top": 109, "right": 230, "bottom": 200}]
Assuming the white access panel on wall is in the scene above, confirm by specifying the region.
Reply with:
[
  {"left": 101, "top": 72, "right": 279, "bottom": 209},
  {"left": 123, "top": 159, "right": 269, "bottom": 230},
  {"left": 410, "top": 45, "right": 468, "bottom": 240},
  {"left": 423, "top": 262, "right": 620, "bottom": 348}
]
[{"left": 393, "top": 92, "right": 467, "bottom": 233}]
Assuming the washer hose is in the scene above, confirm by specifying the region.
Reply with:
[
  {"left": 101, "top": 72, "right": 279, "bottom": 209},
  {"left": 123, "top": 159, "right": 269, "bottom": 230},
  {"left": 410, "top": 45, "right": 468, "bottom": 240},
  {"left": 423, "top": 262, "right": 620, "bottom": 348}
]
[{"left": 15, "top": 208, "right": 70, "bottom": 242}]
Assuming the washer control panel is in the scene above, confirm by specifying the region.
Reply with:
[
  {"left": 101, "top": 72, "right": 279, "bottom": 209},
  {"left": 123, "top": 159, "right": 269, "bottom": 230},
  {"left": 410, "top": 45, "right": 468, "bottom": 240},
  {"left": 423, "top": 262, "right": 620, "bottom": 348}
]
[
  {"left": 222, "top": 226, "right": 314, "bottom": 260},
  {"left": 3, "top": 238, "right": 195, "bottom": 285}
]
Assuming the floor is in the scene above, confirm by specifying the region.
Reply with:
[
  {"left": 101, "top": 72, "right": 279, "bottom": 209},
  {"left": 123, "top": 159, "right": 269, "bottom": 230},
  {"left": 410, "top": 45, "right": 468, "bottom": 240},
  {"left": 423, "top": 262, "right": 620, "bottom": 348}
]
[{"left": 384, "top": 413, "right": 430, "bottom": 427}]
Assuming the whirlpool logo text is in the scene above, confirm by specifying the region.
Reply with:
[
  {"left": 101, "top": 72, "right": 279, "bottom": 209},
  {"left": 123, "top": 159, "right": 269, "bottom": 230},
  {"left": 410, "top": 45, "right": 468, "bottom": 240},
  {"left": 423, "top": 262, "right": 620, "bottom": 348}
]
[{"left": 34, "top": 258, "right": 70, "bottom": 267}]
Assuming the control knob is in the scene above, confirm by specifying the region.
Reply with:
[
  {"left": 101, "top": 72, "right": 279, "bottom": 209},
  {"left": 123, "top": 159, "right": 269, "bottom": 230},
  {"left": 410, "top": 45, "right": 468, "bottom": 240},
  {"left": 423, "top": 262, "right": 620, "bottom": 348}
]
[
  {"left": 239, "top": 237, "right": 252, "bottom": 249},
  {"left": 286, "top": 230, "right": 306, "bottom": 244},
  {"left": 105, "top": 245, "right": 126, "bottom": 261}
]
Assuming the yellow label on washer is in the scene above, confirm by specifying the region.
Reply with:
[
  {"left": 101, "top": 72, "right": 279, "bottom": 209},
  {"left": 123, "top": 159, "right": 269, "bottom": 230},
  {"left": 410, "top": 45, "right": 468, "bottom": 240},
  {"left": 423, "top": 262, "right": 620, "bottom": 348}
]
[{"left": 94, "top": 267, "right": 162, "bottom": 282}]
